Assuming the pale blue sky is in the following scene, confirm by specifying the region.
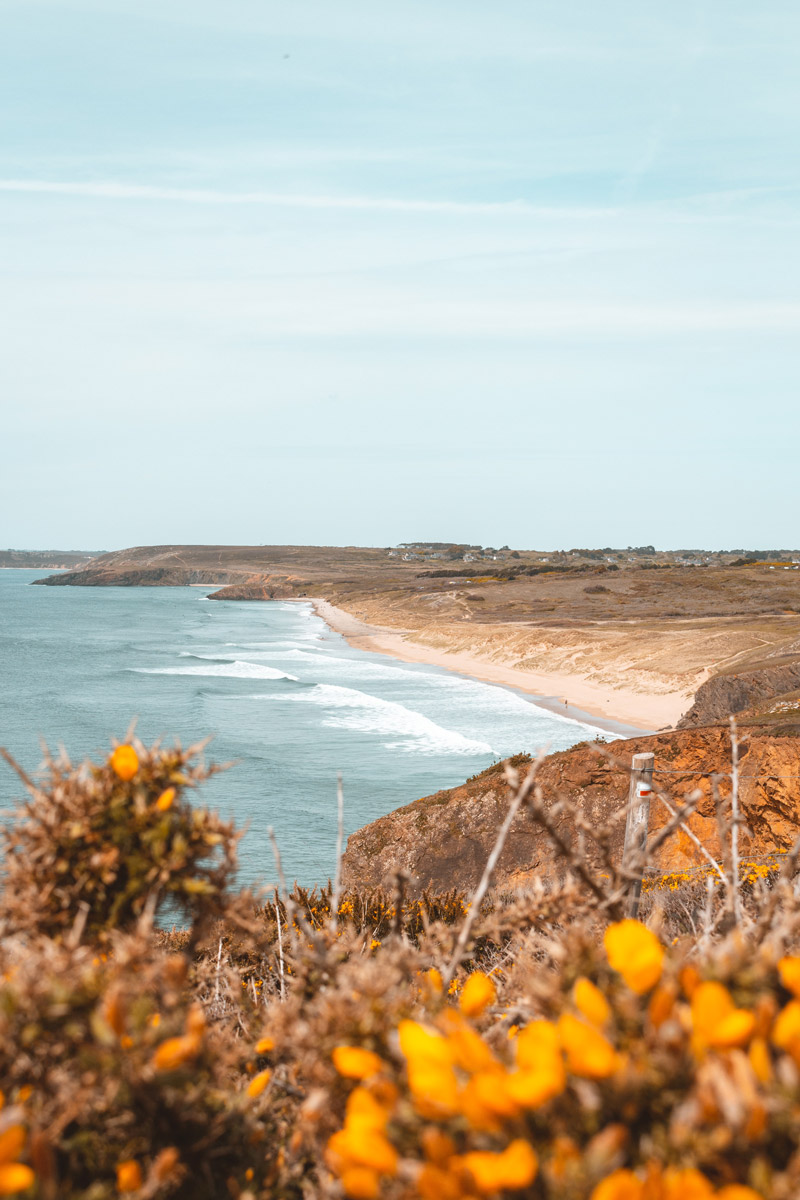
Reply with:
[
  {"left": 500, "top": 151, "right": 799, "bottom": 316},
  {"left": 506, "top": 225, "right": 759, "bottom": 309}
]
[{"left": 2, "top": 0, "right": 799, "bottom": 550}]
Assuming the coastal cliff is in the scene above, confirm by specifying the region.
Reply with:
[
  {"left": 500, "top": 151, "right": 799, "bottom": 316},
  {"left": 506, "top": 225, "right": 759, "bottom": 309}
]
[
  {"left": 679, "top": 655, "right": 800, "bottom": 727},
  {"left": 341, "top": 725, "right": 800, "bottom": 894},
  {"left": 33, "top": 565, "right": 233, "bottom": 587}
]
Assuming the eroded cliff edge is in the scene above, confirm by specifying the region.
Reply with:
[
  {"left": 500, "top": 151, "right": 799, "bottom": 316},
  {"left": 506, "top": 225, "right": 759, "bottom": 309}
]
[{"left": 341, "top": 725, "right": 800, "bottom": 894}]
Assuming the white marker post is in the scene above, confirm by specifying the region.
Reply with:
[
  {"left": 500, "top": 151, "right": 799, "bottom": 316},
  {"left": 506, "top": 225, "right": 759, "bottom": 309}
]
[{"left": 623, "top": 752, "right": 655, "bottom": 919}]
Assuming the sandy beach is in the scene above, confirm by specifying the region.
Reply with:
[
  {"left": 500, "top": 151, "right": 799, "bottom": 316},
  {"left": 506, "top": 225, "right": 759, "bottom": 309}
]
[{"left": 307, "top": 598, "right": 684, "bottom": 734}]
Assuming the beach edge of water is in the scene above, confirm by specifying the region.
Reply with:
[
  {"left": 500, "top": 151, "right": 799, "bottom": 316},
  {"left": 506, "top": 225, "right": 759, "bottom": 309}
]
[{"left": 299, "top": 597, "right": 657, "bottom": 738}]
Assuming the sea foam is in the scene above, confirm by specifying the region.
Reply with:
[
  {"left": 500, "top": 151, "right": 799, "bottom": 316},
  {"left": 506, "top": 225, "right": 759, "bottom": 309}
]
[
  {"left": 287, "top": 683, "right": 493, "bottom": 755},
  {"left": 133, "top": 660, "right": 299, "bottom": 682}
]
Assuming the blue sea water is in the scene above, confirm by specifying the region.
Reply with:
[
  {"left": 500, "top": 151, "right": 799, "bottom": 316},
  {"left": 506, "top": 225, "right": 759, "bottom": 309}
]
[{"left": 0, "top": 570, "right": 608, "bottom": 888}]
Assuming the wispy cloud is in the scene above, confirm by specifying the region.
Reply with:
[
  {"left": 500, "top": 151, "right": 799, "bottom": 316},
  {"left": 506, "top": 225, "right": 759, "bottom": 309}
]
[
  {"left": 0, "top": 178, "right": 609, "bottom": 218},
  {"left": 0, "top": 178, "right": 515, "bottom": 214}
]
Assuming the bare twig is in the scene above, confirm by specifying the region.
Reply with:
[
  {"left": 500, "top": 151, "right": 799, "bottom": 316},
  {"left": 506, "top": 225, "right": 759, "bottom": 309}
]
[
  {"left": 214, "top": 937, "right": 223, "bottom": 1004},
  {"left": 442, "top": 757, "right": 542, "bottom": 987},
  {"left": 729, "top": 717, "right": 743, "bottom": 926},
  {"left": 0, "top": 746, "right": 40, "bottom": 795},
  {"left": 268, "top": 826, "right": 294, "bottom": 928},
  {"left": 330, "top": 773, "right": 344, "bottom": 929},
  {"left": 66, "top": 901, "right": 90, "bottom": 950},
  {"left": 275, "top": 901, "right": 285, "bottom": 1001}
]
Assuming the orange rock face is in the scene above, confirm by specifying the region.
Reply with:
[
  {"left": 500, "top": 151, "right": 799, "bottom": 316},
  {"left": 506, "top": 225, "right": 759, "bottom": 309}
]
[{"left": 341, "top": 728, "right": 800, "bottom": 893}]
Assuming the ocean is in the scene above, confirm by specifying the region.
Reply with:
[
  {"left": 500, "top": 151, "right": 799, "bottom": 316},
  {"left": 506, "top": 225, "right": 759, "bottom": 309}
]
[{"left": 0, "top": 570, "right": 607, "bottom": 888}]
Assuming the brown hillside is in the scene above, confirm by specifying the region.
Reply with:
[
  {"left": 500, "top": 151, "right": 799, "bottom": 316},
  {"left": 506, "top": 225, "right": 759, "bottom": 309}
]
[{"left": 340, "top": 726, "right": 800, "bottom": 893}]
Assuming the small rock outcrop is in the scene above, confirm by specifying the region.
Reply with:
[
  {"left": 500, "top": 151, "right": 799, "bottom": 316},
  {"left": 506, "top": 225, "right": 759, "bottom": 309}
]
[{"left": 679, "top": 658, "right": 800, "bottom": 727}]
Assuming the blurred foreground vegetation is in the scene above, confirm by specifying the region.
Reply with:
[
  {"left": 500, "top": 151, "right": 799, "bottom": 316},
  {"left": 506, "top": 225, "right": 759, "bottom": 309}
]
[{"left": 0, "top": 736, "right": 798, "bottom": 1198}]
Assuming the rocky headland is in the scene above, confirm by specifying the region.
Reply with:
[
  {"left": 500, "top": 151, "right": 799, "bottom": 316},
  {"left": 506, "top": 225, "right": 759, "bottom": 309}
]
[{"left": 341, "top": 723, "right": 800, "bottom": 894}]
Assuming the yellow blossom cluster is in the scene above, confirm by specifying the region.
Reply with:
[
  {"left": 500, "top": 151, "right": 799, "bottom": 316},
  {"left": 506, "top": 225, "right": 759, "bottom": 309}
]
[
  {"left": 320, "top": 920, "right": 800, "bottom": 1199},
  {"left": 642, "top": 861, "right": 782, "bottom": 894},
  {"left": 0, "top": 1104, "right": 34, "bottom": 1197}
]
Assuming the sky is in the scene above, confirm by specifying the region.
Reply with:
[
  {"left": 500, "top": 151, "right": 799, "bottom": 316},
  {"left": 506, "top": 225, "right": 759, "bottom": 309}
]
[{"left": 2, "top": 0, "right": 799, "bottom": 551}]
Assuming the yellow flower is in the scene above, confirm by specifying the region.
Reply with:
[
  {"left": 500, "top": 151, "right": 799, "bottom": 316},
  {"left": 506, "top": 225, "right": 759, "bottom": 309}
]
[
  {"left": 0, "top": 1164, "right": 35, "bottom": 1195},
  {"left": 778, "top": 956, "right": 800, "bottom": 996},
  {"left": 716, "top": 1189, "right": 764, "bottom": 1200},
  {"left": 749, "top": 1037, "right": 771, "bottom": 1083},
  {"left": 424, "top": 967, "right": 443, "bottom": 994},
  {"left": 327, "top": 1125, "right": 398, "bottom": 1176},
  {"left": 417, "top": 1163, "right": 462, "bottom": 1200},
  {"left": 461, "top": 1069, "right": 520, "bottom": 1124},
  {"left": 398, "top": 1019, "right": 460, "bottom": 1116},
  {"left": 185, "top": 1005, "right": 206, "bottom": 1037},
  {"left": 151, "top": 1033, "right": 201, "bottom": 1072},
  {"left": 771, "top": 998, "right": 800, "bottom": 1062},
  {"left": 507, "top": 1020, "right": 566, "bottom": 1106},
  {"left": 439, "top": 1010, "right": 496, "bottom": 1073},
  {"left": 459, "top": 971, "right": 496, "bottom": 1017},
  {"left": 574, "top": 977, "right": 611, "bottom": 1027},
  {"left": 590, "top": 1169, "right": 643, "bottom": 1200},
  {"left": 660, "top": 1167, "right": 714, "bottom": 1198},
  {"left": 460, "top": 1140, "right": 538, "bottom": 1193},
  {"left": 398, "top": 1020, "right": 454, "bottom": 1067},
  {"left": 116, "top": 1159, "right": 143, "bottom": 1192},
  {"left": 604, "top": 920, "right": 664, "bottom": 994},
  {"left": 332, "top": 1046, "right": 384, "bottom": 1080},
  {"left": 155, "top": 787, "right": 175, "bottom": 811},
  {"left": 680, "top": 965, "right": 701, "bottom": 997},
  {"left": 398, "top": 1020, "right": 461, "bottom": 1116},
  {"left": 0, "top": 1128, "right": 26, "bottom": 1166},
  {"left": 246, "top": 1069, "right": 271, "bottom": 1098},
  {"left": 346, "top": 1087, "right": 391, "bottom": 1130},
  {"left": 506, "top": 1063, "right": 565, "bottom": 1109},
  {"left": 691, "top": 982, "right": 755, "bottom": 1051},
  {"left": 515, "top": 1019, "right": 559, "bottom": 1064},
  {"left": 557, "top": 1014, "right": 620, "bottom": 1078},
  {"left": 408, "top": 1063, "right": 460, "bottom": 1118},
  {"left": 339, "top": 1166, "right": 380, "bottom": 1199},
  {"left": 110, "top": 744, "right": 139, "bottom": 781},
  {"left": 648, "top": 983, "right": 677, "bottom": 1028}
]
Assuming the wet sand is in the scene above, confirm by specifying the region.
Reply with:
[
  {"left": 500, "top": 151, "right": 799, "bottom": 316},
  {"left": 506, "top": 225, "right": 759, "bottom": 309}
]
[{"left": 306, "top": 598, "right": 668, "bottom": 735}]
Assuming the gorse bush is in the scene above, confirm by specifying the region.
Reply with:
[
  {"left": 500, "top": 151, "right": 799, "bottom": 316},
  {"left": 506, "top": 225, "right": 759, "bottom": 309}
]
[
  {"left": 0, "top": 732, "right": 798, "bottom": 1197},
  {"left": 0, "top": 739, "right": 237, "bottom": 940}
]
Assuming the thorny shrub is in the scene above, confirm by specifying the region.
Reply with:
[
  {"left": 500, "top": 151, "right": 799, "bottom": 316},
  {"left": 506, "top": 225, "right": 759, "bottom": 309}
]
[
  {"left": 0, "top": 738, "right": 237, "bottom": 941},
  {"left": 0, "top": 732, "right": 799, "bottom": 1198}
]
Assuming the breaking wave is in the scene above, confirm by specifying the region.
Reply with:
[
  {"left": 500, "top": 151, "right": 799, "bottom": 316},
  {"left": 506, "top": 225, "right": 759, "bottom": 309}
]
[
  {"left": 286, "top": 683, "right": 493, "bottom": 755},
  {"left": 133, "top": 660, "right": 299, "bottom": 682}
]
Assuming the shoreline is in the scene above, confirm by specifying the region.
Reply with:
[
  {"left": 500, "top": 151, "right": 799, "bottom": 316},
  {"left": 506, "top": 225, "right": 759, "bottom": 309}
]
[{"left": 304, "top": 598, "right": 658, "bottom": 738}]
